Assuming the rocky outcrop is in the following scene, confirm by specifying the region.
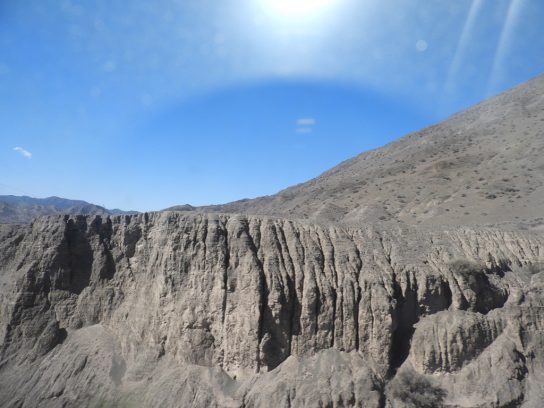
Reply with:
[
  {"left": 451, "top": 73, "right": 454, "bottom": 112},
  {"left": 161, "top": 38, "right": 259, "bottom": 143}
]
[
  {"left": 241, "top": 349, "right": 383, "bottom": 408},
  {"left": 1, "top": 212, "right": 543, "bottom": 406}
]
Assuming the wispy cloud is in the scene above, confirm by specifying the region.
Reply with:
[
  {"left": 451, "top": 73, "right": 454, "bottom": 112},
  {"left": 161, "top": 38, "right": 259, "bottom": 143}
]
[
  {"left": 13, "top": 147, "right": 32, "bottom": 158},
  {"left": 296, "top": 118, "right": 316, "bottom": 134},
  {"left": 296, "top": 118, "right": 316, "bottom": 126}
]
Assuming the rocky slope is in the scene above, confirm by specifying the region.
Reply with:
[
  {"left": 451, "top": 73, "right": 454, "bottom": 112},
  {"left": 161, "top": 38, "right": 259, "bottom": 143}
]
[
  {"left": 0, "top": 195, "right": 135, "bottom": 224},
  {"left": 190, "top": 74, "right": 544, "bottom": 228},
  {"left": 1, "top": 212, "right": 544, "bottom": 407}
]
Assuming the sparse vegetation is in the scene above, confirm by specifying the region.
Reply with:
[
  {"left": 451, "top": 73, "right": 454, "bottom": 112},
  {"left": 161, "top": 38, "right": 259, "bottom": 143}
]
[
  {"left": 387, "top": 368, "right": 447, "bottom": 408},
  {"left": 450, "top": 259, "right": 483, "bottom": 280}
]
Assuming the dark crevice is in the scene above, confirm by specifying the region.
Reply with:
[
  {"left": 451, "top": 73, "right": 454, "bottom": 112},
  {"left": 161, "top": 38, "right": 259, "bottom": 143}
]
[
  {"left": 330, "top": 291, "right": 337, "bottom": 348},
  {"left": 474, "top": 273, "right": 508, "bottom": 314},
  {"left": 377, "top": 384, "right": 387, "bottom": 408},
  {"left": 201, "top": 217, "right": 208, "bottom": 270},
  {"left": 275, "top": 226, "right": 299, "bottom": 357},
  {"left": 273, "top": 224, "right": 296, "bottom": 358},
  {"left": 312, "top": 230, "right": 325, "bottom": 349},
  {"left": 353, "top": 243, "right": 363, "bottom": 351},
  {"left": 390, "top": 324, "right": 415, "bottom": 374},
  {"left": 355, "top": 285, "right": 362, "bottom": 351},
  {"left": 329, "top": 235, "right": 338, "bottom": 349},
  {"left": 514, "top": 350, "right": 529, "bottom": 381},
  {"left": 450, "top": 259, "right": 510, "bottom": 314},
  {"left": 313, "top": 284, "right": 321, "bottom": 345},
  {"left": 242, "top": 221, "right": 267, "bottom": 372},
  {"left": 288, "top": 226, "right": 305, "bottom": 356},
  {"left": 389, "top": 274, "right": 419, "bottom": 375},
  {"left": 259, "top": 224, "right": 294, "bottom": 369},
  {"left": 287, "top": 291, "right": 301, "bottom": 356},
  {"left": 221, "top": 221, "right": 230, "bottom": 326},
  {"left": 62, "top": 218, "right": 93, "bottom": 295},
  {"left": 486, "top": 258, "right": 512, "bottom": 278},
  {"left": 442, "top": 280, "right": 453, "bottom": 310},
  {"left": 256, "top": 263, "right": 268, "bottom": 372},
  {"left": 100, "top": 249, "right": 117, "bottom": 280}
]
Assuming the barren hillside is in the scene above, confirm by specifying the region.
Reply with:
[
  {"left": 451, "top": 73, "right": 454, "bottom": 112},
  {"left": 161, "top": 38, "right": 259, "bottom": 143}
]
[{"left": 190, "top": 75, "right": 544, "bottom": 227}]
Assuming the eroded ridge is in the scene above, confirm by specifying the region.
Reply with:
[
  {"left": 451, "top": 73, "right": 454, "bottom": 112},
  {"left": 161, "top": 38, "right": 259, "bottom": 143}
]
[{"left": 1, "top": 212, "right": 543, "bottom": 406}]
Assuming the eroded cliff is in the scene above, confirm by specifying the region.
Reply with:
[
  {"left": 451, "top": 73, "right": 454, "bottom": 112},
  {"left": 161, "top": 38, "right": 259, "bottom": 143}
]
[{"left": 1, "top": 212, "right": 543, "bottom": 407}]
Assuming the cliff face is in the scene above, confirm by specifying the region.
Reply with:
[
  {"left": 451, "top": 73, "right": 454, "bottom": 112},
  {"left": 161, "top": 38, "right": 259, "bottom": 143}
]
[{"left": 1, "top": 212, "right": 543, "bottom": 407}]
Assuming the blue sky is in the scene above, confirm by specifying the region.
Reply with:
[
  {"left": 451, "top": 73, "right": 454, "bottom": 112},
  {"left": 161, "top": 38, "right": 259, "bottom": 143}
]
[{"left": 1, "top": 0, "right": 543, "bottom": 211}]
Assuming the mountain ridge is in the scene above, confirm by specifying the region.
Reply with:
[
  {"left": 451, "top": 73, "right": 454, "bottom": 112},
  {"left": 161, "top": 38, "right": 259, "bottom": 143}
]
[
  {"left": 172, "top": 74, "right": 544, "bottom": 227},
  {"left": 0, "top": 195, "right": 136, "bottom": 224}
]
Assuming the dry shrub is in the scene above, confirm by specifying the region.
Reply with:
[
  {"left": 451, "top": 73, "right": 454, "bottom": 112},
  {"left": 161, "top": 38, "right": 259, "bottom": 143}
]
[{"left": 387, "top": 368, "right": 447, "bottom": 408}]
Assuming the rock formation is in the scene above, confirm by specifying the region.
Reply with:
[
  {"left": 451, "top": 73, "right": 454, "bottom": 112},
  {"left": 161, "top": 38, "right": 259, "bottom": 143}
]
[{"left": 1, "top": 212, "right": 543, "bottom": 407}]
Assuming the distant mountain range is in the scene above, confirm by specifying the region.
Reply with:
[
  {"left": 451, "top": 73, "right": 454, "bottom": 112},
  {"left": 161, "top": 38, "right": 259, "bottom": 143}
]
[{"left": 0, "top": 195, "right": 136, "bottom": 224}]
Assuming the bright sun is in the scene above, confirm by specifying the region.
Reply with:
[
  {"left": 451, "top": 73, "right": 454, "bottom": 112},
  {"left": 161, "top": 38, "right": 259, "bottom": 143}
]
[{"left": 265, "top": 0, "right": 336, "bottom": 17}]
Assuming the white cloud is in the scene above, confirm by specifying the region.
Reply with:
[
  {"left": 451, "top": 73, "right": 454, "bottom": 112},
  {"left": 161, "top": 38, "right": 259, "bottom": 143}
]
[
  {"left": 295, "top": 118, "right": 316, "bottom": 134},
  {"left": 296, "top": 118, "right": 316, "bottom": 126},
  {"left": 13, "top": 147, "right": 32, "bottom": 158},
  {"left": 296, "top": 118, "right": 316, "bottom": 134}
]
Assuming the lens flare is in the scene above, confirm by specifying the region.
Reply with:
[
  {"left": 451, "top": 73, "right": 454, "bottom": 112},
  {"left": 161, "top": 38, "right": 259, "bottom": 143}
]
[{"left": 264, "top": 0, "right": 336, "bottom": 16}]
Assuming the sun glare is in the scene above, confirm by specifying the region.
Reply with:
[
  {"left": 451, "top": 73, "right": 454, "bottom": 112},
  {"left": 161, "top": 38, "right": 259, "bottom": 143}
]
[{"left": 264, "top": 0, "right": 336, "bottom": 17}]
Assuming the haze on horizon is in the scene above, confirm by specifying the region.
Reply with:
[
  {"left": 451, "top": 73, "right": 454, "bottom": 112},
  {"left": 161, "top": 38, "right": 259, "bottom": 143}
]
[{"left": 1, "top": 0, "right": 543, "bottom": 211}]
